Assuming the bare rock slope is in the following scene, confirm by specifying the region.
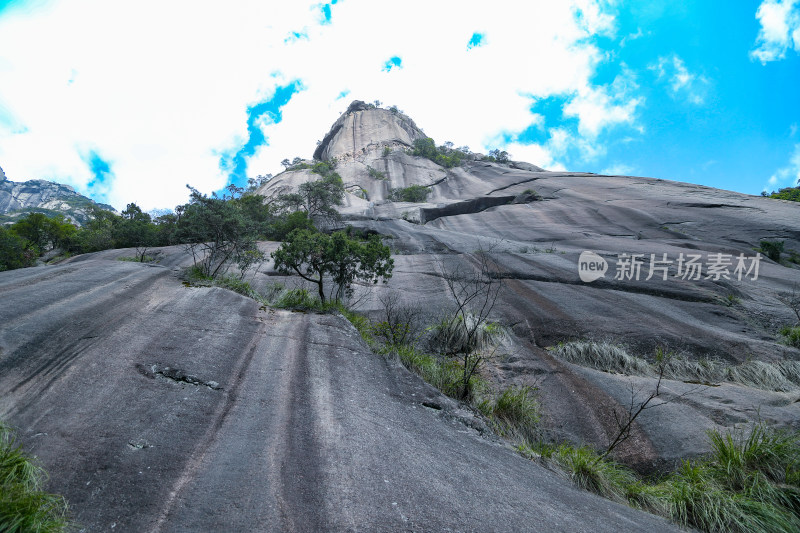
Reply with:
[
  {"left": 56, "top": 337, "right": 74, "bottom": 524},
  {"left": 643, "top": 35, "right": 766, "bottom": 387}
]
[
  {"left": 260, "top": 101, "right": 800, "bottom": 470},
  {"left": 0, "top": 250, "right": 676, "bottom": 531},
  {"left": 3, "top": 101, "right": 799, "bottom": 530}
]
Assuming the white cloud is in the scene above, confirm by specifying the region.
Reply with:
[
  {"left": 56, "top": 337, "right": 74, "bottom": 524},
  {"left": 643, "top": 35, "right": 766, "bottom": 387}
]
[
  {"left": 765, "top": 144, "right": 800, "bottom": 190},
  {"left": 0, "top": 0, "right": 636, "bottom": 210},
  {"left": 600, "top": 163, "right": 635, "bottom": 175},
  {"left": 750, "top": 0, "right": 800, "bottom": 63},
  {"left": 650, "top": 54, "right": 709, "bottom": 105}
]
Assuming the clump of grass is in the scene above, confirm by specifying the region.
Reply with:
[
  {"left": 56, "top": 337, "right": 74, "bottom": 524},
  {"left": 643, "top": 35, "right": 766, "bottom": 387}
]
[
  {"left": 727, "top": 360, "right": 797, "bottom": 392},
  {"left": 481, "top": 386, "right": 540, "bottom": 443},
  {"left": 655, "top": 424, "right": 800, "bottom": 532},
  {"left": 662, "top": 356, "right": 726, "bottom": 383},
  {"left": 390, "top": 344, "right": 464, "bottom": 398},
  {"left": 182, "top": 266, "right": 266, "bottom": 302},
  {"left": 528, "top": 443, "right": 638, "bottom": 504},
  {"left": 552, "top": 340, "right": 800, "bottom": 392},
  {"left": 0, "top": 422, "right": 70, "bottom": 532},
  {"left": 274, "top": 288, "right": 323, "bottom": 311},
  {"left": 723, "top": 293, "right": 741, "bottom": 306},
  {"left": 551, "top": 341, "right": 652, "bottom": 376},
  {"left": 215, "top": 275, "right": 261, "bottom": 300},
  {"left": 780, "top": 326, "right": 800, "bottom": 349}
]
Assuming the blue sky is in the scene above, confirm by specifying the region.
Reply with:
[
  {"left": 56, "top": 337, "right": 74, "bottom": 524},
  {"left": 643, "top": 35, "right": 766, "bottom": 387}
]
[{"left": 0, "top": 0, "right": 798, "bottom": 210}]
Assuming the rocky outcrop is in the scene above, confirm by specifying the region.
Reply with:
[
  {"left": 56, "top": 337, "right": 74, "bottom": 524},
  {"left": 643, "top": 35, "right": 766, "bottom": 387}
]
[
  {"left": 0, "top": 166, "right": 115, "bottom": 225},
  {"left": 259, "top": 104, "right": 800, "bottom": 471},
  {"left": 313, "top": 100, "right": 426, "bottom": 162}
]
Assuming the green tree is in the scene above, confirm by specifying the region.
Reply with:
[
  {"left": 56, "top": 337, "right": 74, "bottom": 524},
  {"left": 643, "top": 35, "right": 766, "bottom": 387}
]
[
  {"left": 271, "top": 229, "right": 394, "bottom": 303},
  {"left": 73, "top": 206, "right": 118, "bottom": 253},
  {"left": 277, "top": 173, "right": 345, "bottom": 224},
  {"left": 488, "top": 149, "right": 509, "bottom": 163},
  {"left": 176, "top": 186, "right": 267, "bottom": 278},
  {"left": 113, "top": 203, "right": 157, "bottom": 259},
  {"left": 0, "top": 226, "right": 37, "bottom": 271}
]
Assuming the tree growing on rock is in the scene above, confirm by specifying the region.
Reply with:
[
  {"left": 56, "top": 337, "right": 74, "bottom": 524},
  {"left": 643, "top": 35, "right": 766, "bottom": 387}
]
[
  {"left": 271, "top": 229, "right": 393, "bottom": 303},
  {"left": 176, "top": 185, "right": 270, "bottom": 279}
]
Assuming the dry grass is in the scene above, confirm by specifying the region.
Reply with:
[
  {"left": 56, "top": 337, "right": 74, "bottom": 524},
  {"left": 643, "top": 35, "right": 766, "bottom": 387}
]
[{"left": 551, "top": 340, "right": 800, "bottom": 392}]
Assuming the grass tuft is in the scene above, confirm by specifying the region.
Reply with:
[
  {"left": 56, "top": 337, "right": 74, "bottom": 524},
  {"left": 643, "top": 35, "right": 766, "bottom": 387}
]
[
  {"left": 552, "top": 340, "right": 800, "bottom": 392},
  {"left": 0, "top": 422, "right": 70, "bottom": 532},
  {"left": 551, "top": 341, "right": 652, "bottom": 375}
]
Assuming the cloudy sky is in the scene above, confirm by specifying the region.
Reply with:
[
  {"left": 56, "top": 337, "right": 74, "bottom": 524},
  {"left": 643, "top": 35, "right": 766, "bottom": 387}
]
[{"left": 0, "top": 0, "right": 799, "bottom": 211}]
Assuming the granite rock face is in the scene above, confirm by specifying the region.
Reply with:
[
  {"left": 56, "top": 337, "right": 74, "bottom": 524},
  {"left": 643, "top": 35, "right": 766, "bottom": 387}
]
[
  {"left": 259, "top": 102, "right": 800, "bottom": 470},
  {"left": 0, "top": 248, "right": 679, "bottom": 531},
  {"left": 2, "top": 103, "right": 800, "bottom": 529},
  {"left": 0, "top": 165, "right": 115, "bottom": 225}
]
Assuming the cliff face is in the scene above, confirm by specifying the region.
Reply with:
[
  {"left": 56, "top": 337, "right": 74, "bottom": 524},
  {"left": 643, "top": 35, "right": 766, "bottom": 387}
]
[
  {"left": 259, "top": 102, "right": 800, "bottom": 470},
  {"left": 0, "top": 165, "right": 115, "bottom": 225}
]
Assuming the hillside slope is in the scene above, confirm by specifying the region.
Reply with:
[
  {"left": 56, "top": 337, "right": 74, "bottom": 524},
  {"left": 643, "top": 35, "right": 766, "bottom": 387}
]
[
  {"left": 0, "top": 250, "right": 676, "bottom": 531},
  {"left": 0, "top": 164, "right": 116, "bottom": 225},
  {"left": 258, "top": 101, "right": 800, "bottom": 470}
]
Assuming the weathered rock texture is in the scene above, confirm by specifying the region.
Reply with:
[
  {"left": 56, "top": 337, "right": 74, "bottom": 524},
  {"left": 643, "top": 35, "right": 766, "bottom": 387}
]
[
  {"left": 0, "top": 249, "right": 677, "bottom": 531},
  {"left": 0, "top": 165, "right": 115, "bottom": 225},
  {"left": 259, "top": 102, "right": 800, "bottom": 471},
  {"left": 2, "top": 102, "right": 800, "bottom": 529}
]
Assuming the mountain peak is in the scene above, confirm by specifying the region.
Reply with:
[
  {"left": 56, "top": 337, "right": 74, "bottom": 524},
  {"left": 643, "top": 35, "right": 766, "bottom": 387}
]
[{"left": 313, "top": 101, "right": 426, "bottom": 161}]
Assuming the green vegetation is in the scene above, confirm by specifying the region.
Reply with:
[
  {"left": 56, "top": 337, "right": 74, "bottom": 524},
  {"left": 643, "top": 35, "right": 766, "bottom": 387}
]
[
  {"left": 723, "top": 293, "right": 741, "bottom": 307},
  {"left": 519, "top": 423, "right": 800, "bottom": 533},
  {"left": 484, "top": 149, "right": 510, "bottom": 163},
  {"left": 275, "top": 161, "right": 345, "bottom": 223},
  {"left": 765, "top": 186, "right": 800, "bottom": 202},
  {"left": 781, "top": 326, "right": 800, "bottom": 348},
  {"left": 337, "top": 293, "right": 800, "bottom": 532},
  {"left": 0, "top": 159, "right": 345, "bottom": 275},
  {"left": 272, "top": 230, "right": 393, "bottom": 303},
  {"left": 389, "top": 184, "right": 430, "bottom": 203},
  {"left": 409, "top": 137, "right": 471, "bottom": 168},
  {"left": 0, "top": 422, "right": 70, "bottom": 532},
  {"left": 759, "top": 240, "right": 785, "bottom": 262},
  {"left": 367, "top": 166, "right": 387, "bottom": 180}
]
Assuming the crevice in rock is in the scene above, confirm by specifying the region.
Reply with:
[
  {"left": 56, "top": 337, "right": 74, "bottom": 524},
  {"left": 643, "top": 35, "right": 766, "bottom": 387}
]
[
  {"left": 136, "top": 363, "right": 223, "bottom": 391},
  {"left": 420, "top": 196, "right": 515, "bottom": 224},
  {"left": 486, "top": 176, "right": 541, "bottom": 195}
]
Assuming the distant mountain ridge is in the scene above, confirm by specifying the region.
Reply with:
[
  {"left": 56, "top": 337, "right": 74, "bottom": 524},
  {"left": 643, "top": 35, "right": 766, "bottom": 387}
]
[{"left": 0, "top": 165, "right": 116, "bottom": 226}]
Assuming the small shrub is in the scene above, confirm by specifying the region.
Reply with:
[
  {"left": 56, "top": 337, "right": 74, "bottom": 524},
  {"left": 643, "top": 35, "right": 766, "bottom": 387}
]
[
  {"left": 760, "top": 240, "right": 784, "bottom": 262},
  {"left": 367, "top": 166, "right": 387, "bottom": 180},
  {"left": 428, "top": 315, "right": 504, "bottom": 356},
  {"left": 780, "top": 326, "right": 800, "bottom": 348},
  {"left": 723, "top": 293, "right": 741, "bottom": 306},
  {"left": 383, "top": 146, "right": 391, "bottom": 157},
  {"left": 389, "top": 185, "right": 430, "bottom": 203}
]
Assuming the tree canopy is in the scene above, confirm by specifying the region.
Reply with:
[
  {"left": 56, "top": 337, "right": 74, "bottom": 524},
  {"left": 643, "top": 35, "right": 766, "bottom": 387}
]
[{"left": 271, "top": 229, "right": 394, "bottom": 303}]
